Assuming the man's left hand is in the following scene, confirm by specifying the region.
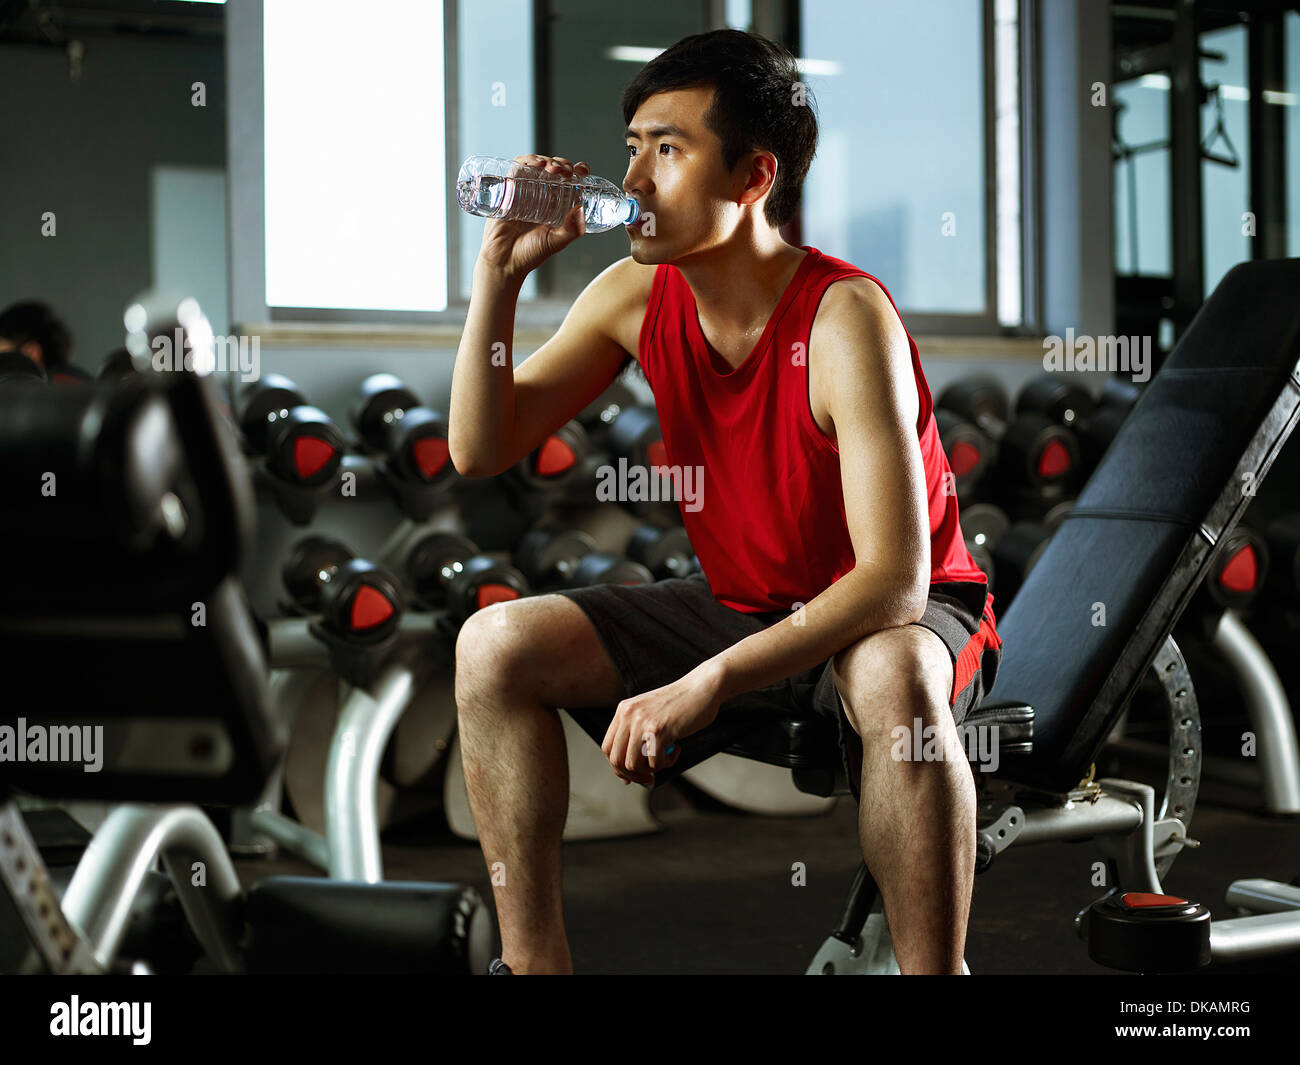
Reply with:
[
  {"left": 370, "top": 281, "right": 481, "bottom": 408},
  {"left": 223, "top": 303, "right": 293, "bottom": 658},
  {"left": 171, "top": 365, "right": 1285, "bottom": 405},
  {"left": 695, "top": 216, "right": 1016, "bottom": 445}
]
[{"left": 601, "top": 660, "right": 727, "bottom": 786}]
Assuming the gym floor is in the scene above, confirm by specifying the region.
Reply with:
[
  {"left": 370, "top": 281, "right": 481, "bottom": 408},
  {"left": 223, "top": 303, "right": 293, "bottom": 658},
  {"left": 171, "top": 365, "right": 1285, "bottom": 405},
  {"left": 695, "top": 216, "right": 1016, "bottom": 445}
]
[{"left": 231, "top": 772, "right": 1300, "bottom": 976}]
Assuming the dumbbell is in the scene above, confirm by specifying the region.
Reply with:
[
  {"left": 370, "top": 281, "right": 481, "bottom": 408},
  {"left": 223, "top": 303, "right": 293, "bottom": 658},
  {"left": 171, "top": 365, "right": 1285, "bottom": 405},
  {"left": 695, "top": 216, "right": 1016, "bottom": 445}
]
[
  {"left": 281, "top": 535, "right": 403, "bottom": 641},
  {"left": 936, "top": 375, "right": 1080, "bottom": 502},
  {"left": 605, "top": 404, "right": 679, "bottom": 520},
  {"left": 403, "top": 532, "right": 529, "bottom": 624},
  {"left": 609, "top": 404, "right": 669, "bottom": 470},
  {"left": 238, "top": 373, "right": 344, "bottom": 481},
  {"left": 935, "top": 409, "right": 993, "bottom": 500},
  {"left": 1022, "top": 373, "right": 1148, "bottom": 477},
  {"left": 237, "top": 374, "right": 345, "bottom": 523},
  {"left": 552, "top": 446, "right": 617, "bottom": 508},
  {"left": 961, "top": 503, "right": 1010, "bottom": 552},
  {"left": 509, "top": 420, "right": 588, "bottom": 492},
  {"left": 280, "top": 535, "right": 410, "bottom": 687},
  {"left": 555, "top": 383, "right": 639, "bottom": 504},
  {"left": 459, "top": 421, "right": 592, "bottom": 551},
  {"left": 627, "top": 524, "right": 700, "bottom": 581},
  {"left": 350, "top": 373, "right": 455, "bottom": 491},
  {"left": 1201, "top": 526, "right": 1269, "bottom": 613},
  {"left": 515, "top": 528, "right": 653, "bottom": 590},
  {"left": 1175, "top": 526, "right": 1271, "bottom": 654},
  {"left": 0, "top": 351, "right": 46, "bottom": 386},
  {"left": 1015, "top": 374, "right": 1096, "bottom": 430},
  {"left": 960, "top": 503, "right": 1010, "bottom": 594}
]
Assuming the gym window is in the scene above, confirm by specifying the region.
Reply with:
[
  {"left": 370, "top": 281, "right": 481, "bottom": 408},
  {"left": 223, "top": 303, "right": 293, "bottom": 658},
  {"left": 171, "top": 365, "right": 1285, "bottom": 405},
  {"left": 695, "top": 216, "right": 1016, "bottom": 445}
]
[
  {"left": 799, "top": 0, "right": 1027, "bottom": 333},
  {"left": 252, "top": 0, "right": 1029, "bottom": 332}
]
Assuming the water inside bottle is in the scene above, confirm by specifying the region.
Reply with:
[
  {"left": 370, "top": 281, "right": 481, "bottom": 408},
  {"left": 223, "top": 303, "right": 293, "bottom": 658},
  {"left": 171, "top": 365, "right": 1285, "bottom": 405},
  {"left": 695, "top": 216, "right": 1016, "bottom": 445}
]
[{"left": 457, "top": 172, "right": 636, "bottom": 230}]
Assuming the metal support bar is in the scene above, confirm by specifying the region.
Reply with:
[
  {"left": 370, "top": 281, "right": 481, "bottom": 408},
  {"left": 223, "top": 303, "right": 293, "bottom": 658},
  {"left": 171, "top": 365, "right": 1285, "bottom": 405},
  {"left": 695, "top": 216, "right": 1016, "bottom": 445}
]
[
  {"left": 326, "top": 650, "right": 430, "bottom": 881},
  {"left": 0, "top": 802, "right": 99, "bottom": 974},
  {"left": 1211, "top": 610, "right": 1300, "bottom": 814},
  {"left": 1011, "top": 790, "right": 1144, "bottom": 845},
  {"left": 265, "top": 613, "right": 441, "bottom": 670},
  {"left": 247, "top": 808, "right": 330, "bottom": 870},
  {"left": 1247, "top": 9, "right": 1288, "bottom": 260},
  {"left": 1225, "top": 878, "right": 1300, "bottom": 915},
  {"left": 1091, "top": 779, "right": 1166, "bottom": 894},
  {"left": 62, "top": 805, "right": 245, "bottom": 973},
  {"left": 1211, "top": 909, "right": 1300, "bottom": 963},
  {"left": 1169, "top": 0, "right": 1204, "bottom": 334}
]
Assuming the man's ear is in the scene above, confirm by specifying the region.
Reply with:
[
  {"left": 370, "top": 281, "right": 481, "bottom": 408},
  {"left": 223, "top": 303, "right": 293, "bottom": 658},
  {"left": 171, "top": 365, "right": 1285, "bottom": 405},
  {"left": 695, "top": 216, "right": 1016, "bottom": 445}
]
[
  {"left": 19, "top": 340, "right": 43, "bottom": 369},
  {"left": 736, "top": 150, "right": 778, "bottom": 209}
]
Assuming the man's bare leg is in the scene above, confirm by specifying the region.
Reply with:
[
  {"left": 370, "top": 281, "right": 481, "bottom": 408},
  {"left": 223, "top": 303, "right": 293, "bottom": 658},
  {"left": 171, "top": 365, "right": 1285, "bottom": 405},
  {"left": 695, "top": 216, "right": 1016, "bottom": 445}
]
[
  {"left": 834, "top": 626, "right": 977, "bottom": 975},
  {"left": 454, "top": 596, "right": 625, "bottom": 974}
]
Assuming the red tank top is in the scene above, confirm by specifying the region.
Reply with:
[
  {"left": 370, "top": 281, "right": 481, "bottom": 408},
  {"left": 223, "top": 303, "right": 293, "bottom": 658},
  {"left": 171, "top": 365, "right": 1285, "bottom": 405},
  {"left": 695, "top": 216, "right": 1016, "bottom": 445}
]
[{"left": 637, "top": 245, "right": 995, "bottom": 624}]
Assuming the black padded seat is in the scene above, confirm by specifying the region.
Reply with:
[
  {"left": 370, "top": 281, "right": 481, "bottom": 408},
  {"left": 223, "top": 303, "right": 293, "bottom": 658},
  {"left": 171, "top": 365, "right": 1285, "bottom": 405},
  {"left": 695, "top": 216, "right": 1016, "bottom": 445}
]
[{"left": 241, "top": 876, "right": 491, "bottom": 974}]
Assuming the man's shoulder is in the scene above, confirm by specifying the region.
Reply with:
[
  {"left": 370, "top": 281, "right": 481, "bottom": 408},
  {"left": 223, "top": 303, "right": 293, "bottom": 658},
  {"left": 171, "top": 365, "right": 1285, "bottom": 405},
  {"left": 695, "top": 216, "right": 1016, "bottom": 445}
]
[
  {"left": 602, "top": 255, "right": 658, "bottom": 304},
  {"left": 587, "top": 257, "right": 658, "bottom": 356},
  {"left": 583, "top": 256, "right": 657, "bottom": 323},
  {"left": 807, "top": 269, "right": 914, "bottom": 415},
  {"left": 811, "top": 272, "right": 900, "bottom": 338}
]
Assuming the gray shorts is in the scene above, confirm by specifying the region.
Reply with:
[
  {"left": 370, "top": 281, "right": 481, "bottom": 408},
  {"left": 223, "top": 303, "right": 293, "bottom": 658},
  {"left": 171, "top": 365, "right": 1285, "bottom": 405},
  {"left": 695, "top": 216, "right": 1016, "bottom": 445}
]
[{"left": 553, "top": 571, "right": 1002, "bottom": 800}]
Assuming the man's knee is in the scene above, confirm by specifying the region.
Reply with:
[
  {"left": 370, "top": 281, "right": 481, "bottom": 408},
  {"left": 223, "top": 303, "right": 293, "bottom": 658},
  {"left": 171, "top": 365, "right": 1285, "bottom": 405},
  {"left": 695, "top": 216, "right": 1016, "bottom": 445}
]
[
  {"left": 832, "top": 626, "right": 953, "bottom": 743},
  {"left": 454, "top": 593, "right": 616, "bottom": 713},
  {"left": 454, "top": 599, "right": 531, "bottom": 705}
]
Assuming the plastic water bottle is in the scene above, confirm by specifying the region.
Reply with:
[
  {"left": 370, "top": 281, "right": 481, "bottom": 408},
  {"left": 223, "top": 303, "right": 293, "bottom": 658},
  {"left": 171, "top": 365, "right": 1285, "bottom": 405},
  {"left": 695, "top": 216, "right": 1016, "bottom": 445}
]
[{"left": 456, "top": 156, "right": 639, "bottom": 233}]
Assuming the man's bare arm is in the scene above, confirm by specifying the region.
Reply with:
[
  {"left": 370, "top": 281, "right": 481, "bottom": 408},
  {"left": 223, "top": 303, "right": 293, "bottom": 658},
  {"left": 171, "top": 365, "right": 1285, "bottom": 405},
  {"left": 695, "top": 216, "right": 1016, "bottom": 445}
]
[
  {"left": 448, "top": 256, "right": 645, "bottom": 477},
  {"left": 708, "top": 277, "right": 930, "bottom": 702}
]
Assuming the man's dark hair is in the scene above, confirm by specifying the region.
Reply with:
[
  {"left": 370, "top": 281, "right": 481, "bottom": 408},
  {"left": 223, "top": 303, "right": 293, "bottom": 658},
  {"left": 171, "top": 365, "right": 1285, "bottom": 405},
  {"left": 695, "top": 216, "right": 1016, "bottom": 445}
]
[
  {"left": 621, "top": 29, "right": 818, "bottom": 228},
  {"left": 0, "top": 300, "right": 72, "bottom": 369}
]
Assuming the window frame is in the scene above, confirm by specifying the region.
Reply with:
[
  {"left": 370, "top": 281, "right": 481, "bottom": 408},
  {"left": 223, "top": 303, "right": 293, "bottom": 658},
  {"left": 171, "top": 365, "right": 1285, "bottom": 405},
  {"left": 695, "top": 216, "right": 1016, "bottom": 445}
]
[{"left": 249, "top": 0, "right": 1037, "bottom": 335}]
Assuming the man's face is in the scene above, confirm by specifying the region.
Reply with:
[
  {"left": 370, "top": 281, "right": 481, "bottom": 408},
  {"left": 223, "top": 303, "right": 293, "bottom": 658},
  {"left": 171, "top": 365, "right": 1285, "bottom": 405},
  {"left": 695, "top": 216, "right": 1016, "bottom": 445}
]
[{"left": 622, "top": 85, "right": 752, "bottom": 265}]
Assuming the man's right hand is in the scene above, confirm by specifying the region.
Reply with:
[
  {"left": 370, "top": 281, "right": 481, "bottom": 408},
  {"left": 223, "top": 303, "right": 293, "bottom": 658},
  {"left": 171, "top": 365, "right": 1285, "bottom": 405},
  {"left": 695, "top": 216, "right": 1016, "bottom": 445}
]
[{"left": 475, "top": 155, "right": 591, "bottom": 284}]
